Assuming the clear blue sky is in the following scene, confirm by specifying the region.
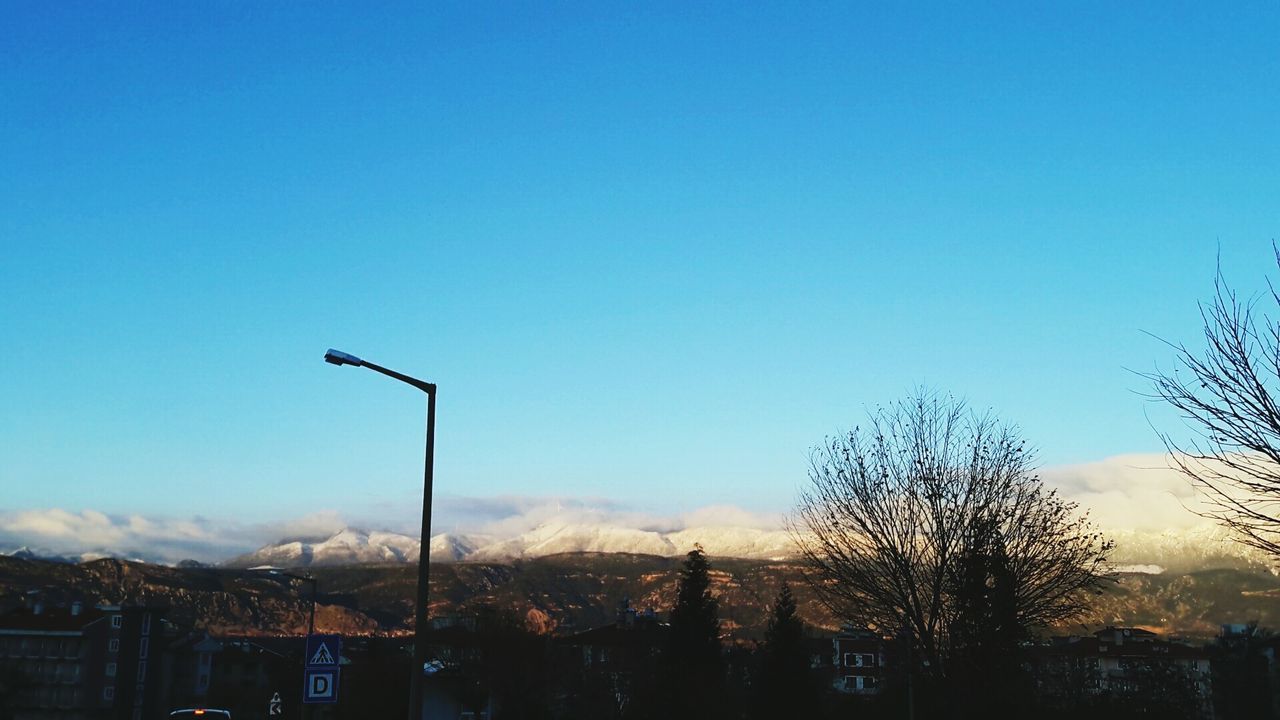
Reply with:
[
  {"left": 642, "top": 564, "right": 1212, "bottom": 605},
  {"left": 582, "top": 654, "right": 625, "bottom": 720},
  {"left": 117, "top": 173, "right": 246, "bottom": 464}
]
[{"left": 2, "top": 2, "right": 1277, "bottom": 527}]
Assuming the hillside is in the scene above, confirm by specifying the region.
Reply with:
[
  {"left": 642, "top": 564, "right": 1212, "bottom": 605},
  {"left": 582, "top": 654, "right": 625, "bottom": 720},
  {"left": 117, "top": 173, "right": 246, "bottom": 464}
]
[{"left": 3, "top": 553, "right": 1278, "bottom": 641}]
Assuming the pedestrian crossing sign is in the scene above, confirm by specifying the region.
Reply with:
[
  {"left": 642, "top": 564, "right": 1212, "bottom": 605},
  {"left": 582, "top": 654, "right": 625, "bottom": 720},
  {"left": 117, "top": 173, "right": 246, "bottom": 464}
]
[{"left": 305, "top": 635, "right": 341, "bottom": 667}]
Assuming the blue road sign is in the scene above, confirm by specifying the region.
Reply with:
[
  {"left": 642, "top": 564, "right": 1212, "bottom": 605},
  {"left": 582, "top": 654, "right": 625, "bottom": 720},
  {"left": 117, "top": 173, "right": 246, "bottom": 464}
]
[
  {"left": 303, "top": 667, "right": 340, "bottom": 704},
  {"left": 305, "top": 635, "right": 341, "bottom": 667}
]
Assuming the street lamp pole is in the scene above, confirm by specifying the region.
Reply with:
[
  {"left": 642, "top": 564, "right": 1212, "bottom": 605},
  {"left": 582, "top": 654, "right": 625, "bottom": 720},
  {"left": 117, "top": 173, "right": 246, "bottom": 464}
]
[
  {"left": 254, "top": 570, "right": 318, "bottom": 719},
  {"left": 255, "top": 569, "right": 317, "bottom": 634},
  {"left": 323, "top": 349, "right": 436, "bottom": 720}
]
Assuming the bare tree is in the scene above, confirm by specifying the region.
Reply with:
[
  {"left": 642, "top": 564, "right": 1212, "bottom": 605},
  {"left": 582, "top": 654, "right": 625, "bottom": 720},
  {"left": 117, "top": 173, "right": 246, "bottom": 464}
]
[
  {"left": 1147, "top": 249, "right": 1280, "bottom": 560},
  {"left": 790, "top": 392, "right": 1112, "bottom": 676}
]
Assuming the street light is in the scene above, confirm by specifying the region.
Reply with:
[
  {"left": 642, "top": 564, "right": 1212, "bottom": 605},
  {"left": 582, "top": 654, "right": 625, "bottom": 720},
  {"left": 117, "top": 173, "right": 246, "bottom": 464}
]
[{"left": 323, "top": 348, "right": 436, "bottom": 720}]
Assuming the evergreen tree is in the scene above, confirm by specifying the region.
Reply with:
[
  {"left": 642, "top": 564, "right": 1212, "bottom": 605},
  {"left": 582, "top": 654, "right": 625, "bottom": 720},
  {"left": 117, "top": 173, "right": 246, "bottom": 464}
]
[
  {"left": 664, "top": 545, "right": 724, "bottom": 720},
  {"left": 946, "top": 517, "right": 1029, "bottom": 717},
  {"left": 753, "top": 583, "right": 820, "bottom": 720},
  {"left": 1212, "top": 623, "right": 1275, "bottom": 720}
]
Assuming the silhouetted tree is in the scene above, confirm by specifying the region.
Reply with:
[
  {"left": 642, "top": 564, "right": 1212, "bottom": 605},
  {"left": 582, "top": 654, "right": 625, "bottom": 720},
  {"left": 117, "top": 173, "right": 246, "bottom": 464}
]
[
  {"left": 945, "top": 518, "right": 1030, "bottom": 717},
  {"left": 1147, "top": 249, "right": 1280, "bottom": 562},
  {"left": 792, "top": 392, "right": 1113, "bottom": 682},
  {"left": 752, "top": 584, "right": 820, "bottom": 720},
  {"left": 663, "top": 546, "right": 724, "bottom": 720},
  {"left": 1212, "top": 623, "right": 1276, "bottom": 720}
]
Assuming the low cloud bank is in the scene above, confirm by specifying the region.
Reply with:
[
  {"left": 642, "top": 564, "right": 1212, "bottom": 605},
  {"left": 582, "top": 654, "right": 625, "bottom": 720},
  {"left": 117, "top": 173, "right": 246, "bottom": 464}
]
[
  {"left": 0, "top": 500, "right": 786, "bottom": 565},
  {"left": 0, "top": 453, "right": 1232, "bottom": 565},
  {"left": 1041, "top": 453, "right": 1213, "bottom": 532},
  {"left": 432, "top": 495, "right": 782, "bottom": 538},
  {"left": 0, "top": 509, "right": 354, "bottom": 565}
]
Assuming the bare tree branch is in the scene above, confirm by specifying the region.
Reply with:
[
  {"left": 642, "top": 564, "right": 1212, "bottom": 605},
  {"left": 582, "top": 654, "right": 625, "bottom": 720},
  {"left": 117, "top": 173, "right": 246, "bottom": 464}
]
[
  {"left": 788, "top": 391, "right": 1113, "bottom": 677},
  {"left": 1143, "top": 247, "right": 1280, "bottom": 561}
]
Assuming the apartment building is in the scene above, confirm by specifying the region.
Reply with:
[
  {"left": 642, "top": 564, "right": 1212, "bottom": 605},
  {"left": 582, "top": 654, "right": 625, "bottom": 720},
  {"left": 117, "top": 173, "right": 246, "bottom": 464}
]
[
  {"left": 831, "top": 627, "right": 887, "bottom": 695},
  {"left": 0, "top": 599, "right": 164, "bottom": 720}
]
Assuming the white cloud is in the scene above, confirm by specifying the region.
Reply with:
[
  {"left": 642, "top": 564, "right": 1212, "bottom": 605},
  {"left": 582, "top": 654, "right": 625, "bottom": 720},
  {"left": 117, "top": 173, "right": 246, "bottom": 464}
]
[
  {"left": 0, "top": 497, "right": 789, "bottom": 565},
  {"left": 0, "top": 454, "right": 1243, "bottom": 564},
  {"left": 674, "top": 505, "right": 784, "bottom": 531},
  {"left": 0, "top": 508, "right": 359, "bottom": 565},
  {"left": 0, "top": 509, "right": 229, "bottom": 563},
  {"left": 1041, "top": 453, "right": 1212, "bottom": 532}
]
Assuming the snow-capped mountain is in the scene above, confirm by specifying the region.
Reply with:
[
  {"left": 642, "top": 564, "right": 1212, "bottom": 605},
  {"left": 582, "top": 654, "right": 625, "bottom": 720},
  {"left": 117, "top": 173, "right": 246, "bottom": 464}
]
[
  {"left": 1, "top": 546, "right": 74, "bottom": 563},
  {"left": 429, "top": 533, "right": 489, "bottom": 562},
  {"left": 1, "top": 545, "right": 161, "bottom": 565},
  {"left": 226, "top": 528, "right": 422, "bottom": 568},
  {"left": 466, "top": 523, "right": 676, "bottom": 561},
  {"left": 224, "top": 523, "right": 803, "bottom": 568},
  {"left": 665, "top": 526, "right": 799, "bottom": 561},
  {"left": 215, "top": 521, "right": 1280, "bottom": 571},
  {"left": 18, "top": 515, "right": 1279, "bottom": 572},
  {"left": 1106, "top": 524, "right": 1276, "bottom": 574}
]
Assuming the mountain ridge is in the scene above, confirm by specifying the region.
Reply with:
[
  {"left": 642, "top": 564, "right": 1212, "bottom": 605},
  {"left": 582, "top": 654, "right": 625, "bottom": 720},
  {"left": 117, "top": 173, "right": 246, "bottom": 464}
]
[
  {"left": 223, "top": 523, "right": 801, "bottom": 568},
  {"left": 220, "top": 522, "right": 1279, "bottom": 574}
]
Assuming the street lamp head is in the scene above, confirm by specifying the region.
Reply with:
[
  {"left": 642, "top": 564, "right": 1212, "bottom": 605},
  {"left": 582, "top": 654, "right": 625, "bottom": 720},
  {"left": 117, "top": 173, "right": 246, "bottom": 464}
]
[{"left": 324, "top": 349, "right": 363, "bottom": 367}]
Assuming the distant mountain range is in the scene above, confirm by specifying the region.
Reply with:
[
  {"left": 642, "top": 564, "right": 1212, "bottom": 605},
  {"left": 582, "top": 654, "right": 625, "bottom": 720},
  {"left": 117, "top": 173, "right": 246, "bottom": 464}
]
[
  {"left": 1105, "top": 525, "right": 1277, "bottom": 574},
  {"left": 0, "top": 545, "right": 170, "bottom": 566},
  {"left": 222, "top": 523, "right": 800, "bottom": 568},
  {"left": 6, "top": 520, "right": 1276, "bottom": 577},
  {"left": 216, "top": 522, "right": 1279, "bottom": 575}
]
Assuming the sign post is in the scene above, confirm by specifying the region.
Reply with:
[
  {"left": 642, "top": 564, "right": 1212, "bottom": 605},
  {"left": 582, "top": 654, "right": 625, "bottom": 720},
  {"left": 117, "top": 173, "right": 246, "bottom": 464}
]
[{"left": 303, "top": 634, "right": 341, "bottom": 705}]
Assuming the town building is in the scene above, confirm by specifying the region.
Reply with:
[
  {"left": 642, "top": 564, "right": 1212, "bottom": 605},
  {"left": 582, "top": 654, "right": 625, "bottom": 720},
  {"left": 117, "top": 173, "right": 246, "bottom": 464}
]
[
  {"left": 1031, "top": 626, "right": 1214, "bottom": 719},
  {"left": 556, "top": 599, "right": 667, "bottom": 716},
  {"left": 0, "top": 598, "right": 165, "bottom": 720},
  {"left": 831, "top": 626, "right": 887, "bottom": 695},
  {"left": 162, "top": 634, "right": 299, "bottom": 718}
]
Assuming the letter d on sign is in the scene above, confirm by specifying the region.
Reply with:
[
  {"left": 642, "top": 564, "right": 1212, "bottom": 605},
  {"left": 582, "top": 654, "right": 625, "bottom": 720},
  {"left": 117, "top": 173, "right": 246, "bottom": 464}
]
[{"left": 303, "top": 668, "right": 339, "bottom": 704}]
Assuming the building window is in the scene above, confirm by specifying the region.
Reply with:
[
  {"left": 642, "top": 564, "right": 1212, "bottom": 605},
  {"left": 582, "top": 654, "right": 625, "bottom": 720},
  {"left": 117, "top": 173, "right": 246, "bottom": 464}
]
[
  {"left": 139, "top": 638, "right": 149, "bottom": 660},
  {"left": 133, "top": 710, "right": 143, "bottom": 720},
  {"left": 137, "top": 660, "right": 147, "bottom": 679},
  {"left": 111, "top": 615, "right": 122, "bottom": 629},
  {"left": 844, "top": 675, "right": 877, "bottom": 691},
  {"left": 134, "top": 685, "right": 145, "bottom": 705},
  {"left": 844, "top": 652, "right": 874, "bottom": 667},
  {"left": 140, "top": 614, "right": 151, "bottom": 636},
  {"left": 109, "top": 639, "right": 120, "bottom": 653},
  {"left": 103, "top": 686, "right": 114, "bottom": 701},
  {"left": 105, "top": 662, "right": 117, "bottom": 678}
]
